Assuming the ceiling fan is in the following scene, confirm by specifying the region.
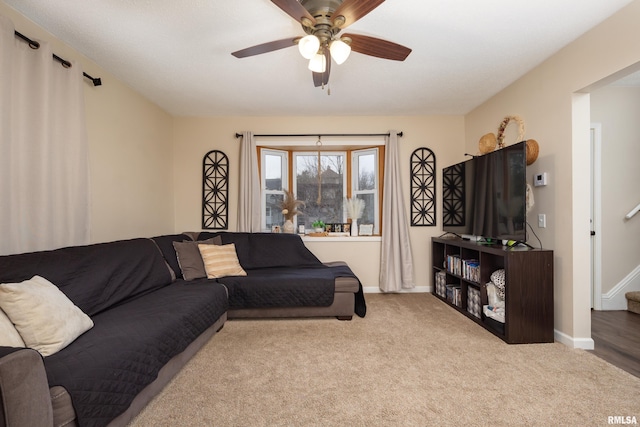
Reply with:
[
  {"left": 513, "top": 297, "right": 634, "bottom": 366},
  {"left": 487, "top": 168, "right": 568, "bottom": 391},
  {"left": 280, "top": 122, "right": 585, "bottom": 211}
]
[{"left": 231, "top": 0, "right": 412, "bottom": 87}]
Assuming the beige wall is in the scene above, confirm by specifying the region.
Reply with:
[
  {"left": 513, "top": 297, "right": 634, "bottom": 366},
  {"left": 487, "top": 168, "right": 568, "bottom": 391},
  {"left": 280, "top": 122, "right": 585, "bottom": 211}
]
[
  {"left": 590, "top": 86, "right": 640, "bottom": 294},
  {"left": 84, "top": 81, "right": 174, "bottom": 243},
  {"left": 173, "top": 116, "right": 465, "bottom": 288},
  {"left": 1, "top": 2, "right": 176, "bottom": 244},
  {"left": 465, "top": 0, "right": 640, "bottom": 345},
  {"left": 8, "top": 0, "right": 640, "bottom": 343},
  {"left": 3, "top": 0, "right": 469, "bottom": 290}
]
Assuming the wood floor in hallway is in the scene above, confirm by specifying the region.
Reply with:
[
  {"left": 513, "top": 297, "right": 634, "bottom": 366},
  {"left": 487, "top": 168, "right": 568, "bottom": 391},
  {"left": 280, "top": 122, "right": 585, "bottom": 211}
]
[{"left": 590, "top": 309, "right": 640, "bottom": 378}]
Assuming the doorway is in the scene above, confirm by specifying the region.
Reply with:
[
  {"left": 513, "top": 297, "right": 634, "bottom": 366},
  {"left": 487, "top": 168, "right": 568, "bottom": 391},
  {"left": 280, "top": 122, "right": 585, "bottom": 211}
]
[{"left": 589, "top": 74, "right": 640, "bottom": 311}]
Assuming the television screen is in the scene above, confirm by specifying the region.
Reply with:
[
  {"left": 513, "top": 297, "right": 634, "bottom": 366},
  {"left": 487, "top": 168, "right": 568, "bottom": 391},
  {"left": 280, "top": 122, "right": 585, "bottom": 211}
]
[
  {"left": 442, "top": 141, "right": 527, "bottom": 241},
  {"left": 472, "top": 141, "right": 527, "bottom": 240}
]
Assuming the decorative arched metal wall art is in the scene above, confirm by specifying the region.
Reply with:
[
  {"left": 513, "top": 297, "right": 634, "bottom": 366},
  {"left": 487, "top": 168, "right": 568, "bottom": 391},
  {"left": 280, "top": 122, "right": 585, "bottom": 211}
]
[
  {"left": 442, "top": 162, "right": 465, "bottom": 227},
  {"left": 410, "top": 147, "right": 436, "bottom": 226},
  {"left": 202, "top": 150, "right": 229, "bottom": 230}
]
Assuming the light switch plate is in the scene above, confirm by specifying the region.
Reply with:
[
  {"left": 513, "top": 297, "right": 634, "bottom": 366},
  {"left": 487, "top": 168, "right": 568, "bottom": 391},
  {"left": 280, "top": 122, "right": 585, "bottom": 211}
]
[{"left": 538, "top": 214, "right": 546, "bottom": 228}]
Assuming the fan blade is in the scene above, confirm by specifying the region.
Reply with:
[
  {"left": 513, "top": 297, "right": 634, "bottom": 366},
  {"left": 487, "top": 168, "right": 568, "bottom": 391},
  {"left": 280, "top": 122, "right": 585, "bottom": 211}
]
[
  {"left": 312, "top": 49, "right": 331, "bottom": 87},
  {"left": 331, "top": 0, "right": 385, "bottom": 27},
  {"left": 232, "top": 38, "right": 298, "bottom": 58},
  {"left": 343, "top": 33, "right": 411, "bottom": 61},
  {"left": 271, "top": 0, "right": 316, "bottom": 25}
]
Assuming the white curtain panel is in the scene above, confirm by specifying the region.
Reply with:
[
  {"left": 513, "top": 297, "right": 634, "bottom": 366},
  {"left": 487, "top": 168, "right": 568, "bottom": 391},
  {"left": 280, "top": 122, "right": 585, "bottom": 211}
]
[
  {"left": 0, "top": 15, "right": 90, "bottom": 256},
  {"left": 379, "top": 131, "right": 415, "bottom": 291},
  {"left": 237, "top": 131, "right": 261, "bottom": 232}
]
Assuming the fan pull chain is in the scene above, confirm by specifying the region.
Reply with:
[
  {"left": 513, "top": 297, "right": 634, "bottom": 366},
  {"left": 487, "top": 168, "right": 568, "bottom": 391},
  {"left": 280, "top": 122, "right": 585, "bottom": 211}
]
[{"left": 320, "top": 82, "right": 331, "bottom": 95}]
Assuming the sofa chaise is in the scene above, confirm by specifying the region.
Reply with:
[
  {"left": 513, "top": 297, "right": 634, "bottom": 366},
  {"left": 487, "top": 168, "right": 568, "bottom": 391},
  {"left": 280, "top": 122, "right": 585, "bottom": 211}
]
[
  {"left": 0, "top": 232, "right": 365, "bottom": 427},
  {"left": 191, "top": 231, "right": 366, "bottom": 321}
]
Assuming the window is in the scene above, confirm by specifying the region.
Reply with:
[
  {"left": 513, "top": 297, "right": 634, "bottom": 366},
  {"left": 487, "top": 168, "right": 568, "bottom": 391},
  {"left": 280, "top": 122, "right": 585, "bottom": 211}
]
[
  {"left": 294, "top": 152, "right": 346, "bottom": 228},
  {"left": 261, "top": 149, "right": 287, "bottom": 231},
  {"left": 260, "top": 146, "right": 382, "bottom": 234},
  {"left": 352, "top": 148, "right": 379, "bottom": 233}
]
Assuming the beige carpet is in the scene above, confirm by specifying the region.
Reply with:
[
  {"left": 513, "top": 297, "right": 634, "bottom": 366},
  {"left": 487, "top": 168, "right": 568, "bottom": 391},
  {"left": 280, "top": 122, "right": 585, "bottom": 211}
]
[{"left": 128, "top": 294, "right": 639, "bottom": 426}]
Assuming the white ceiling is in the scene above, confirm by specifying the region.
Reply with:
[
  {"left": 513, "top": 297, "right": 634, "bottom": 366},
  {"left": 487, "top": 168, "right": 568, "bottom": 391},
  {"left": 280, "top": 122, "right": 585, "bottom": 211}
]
[{"left": 4, "top": 0, "right": 635, "bottom": 116}]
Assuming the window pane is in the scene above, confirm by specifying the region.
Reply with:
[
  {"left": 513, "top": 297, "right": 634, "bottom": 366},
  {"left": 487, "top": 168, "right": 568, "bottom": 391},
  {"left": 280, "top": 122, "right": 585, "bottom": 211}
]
[
  {"left": 295, "top": 153, "right": 345, "bottom": 228},
  {"left": 265, "top": 193, "right": 284, "bottom": 229},
  {"left": 265, "top": 154, "right": 283, "bottom": 190},
  {"left": 357, "top": 153, "right": 375, "bottom": 191},
  {"left": 353, "top": 148, "right": 378, "bottom": 233},
  {"left": 357, "top": 194, "right": 375, "bottom": 226}
]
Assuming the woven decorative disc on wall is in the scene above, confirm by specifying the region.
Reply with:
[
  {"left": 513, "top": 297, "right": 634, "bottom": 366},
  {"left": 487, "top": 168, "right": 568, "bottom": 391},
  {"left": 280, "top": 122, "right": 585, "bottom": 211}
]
[
  {"left": 478, "top": 115, "right": 539, "bottom": 164},
  {"left": 478, "top": 133, "right": 497, "bottom": 154},
  {"left": 526, "top": 139, "right": 539, "bottom": 165}
]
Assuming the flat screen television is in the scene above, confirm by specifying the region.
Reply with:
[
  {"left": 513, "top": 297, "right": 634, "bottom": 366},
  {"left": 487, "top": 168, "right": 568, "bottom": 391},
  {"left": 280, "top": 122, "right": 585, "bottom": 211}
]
[{"left": 442, "top": 141, "right": 527, "bottom": 241}]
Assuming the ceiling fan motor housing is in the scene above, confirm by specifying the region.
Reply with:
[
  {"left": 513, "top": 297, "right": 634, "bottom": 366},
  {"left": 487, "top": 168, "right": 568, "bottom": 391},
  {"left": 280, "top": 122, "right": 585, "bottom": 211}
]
[
  {"left": 301, "top": 0, "right": 345, "bottom": 45},
  {"left": 301, "top": 0, "right": 343, "bottom": 18}
]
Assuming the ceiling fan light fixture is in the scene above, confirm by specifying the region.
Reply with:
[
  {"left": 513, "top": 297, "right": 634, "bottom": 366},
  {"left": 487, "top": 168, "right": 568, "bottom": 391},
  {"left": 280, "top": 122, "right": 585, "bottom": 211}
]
[
  {"left": 298, "top": 35, "right": 320, "bottom": 59},
  {"left": 330, "top": 39, "right": 351, "bottom": 65},
  {"left": 308, "top": 53, "right": 326, "bottom": 73}
]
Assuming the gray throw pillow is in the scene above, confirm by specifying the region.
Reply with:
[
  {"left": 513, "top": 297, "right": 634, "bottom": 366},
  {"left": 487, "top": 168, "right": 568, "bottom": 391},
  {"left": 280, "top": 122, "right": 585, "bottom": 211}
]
[{"left": 173, "top": 236, "right": 222, "bottom": 280}]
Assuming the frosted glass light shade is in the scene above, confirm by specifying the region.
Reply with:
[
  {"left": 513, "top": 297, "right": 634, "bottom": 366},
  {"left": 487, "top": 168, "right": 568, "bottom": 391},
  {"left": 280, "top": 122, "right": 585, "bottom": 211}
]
[
  {"left": 298, "top": 35, "right": 320, "bottom": 59},
  {"left": 330, "top": 39, "right": 351, "bottom": 65},
  {"left": 308, "top": 53, "right": 326, "bottom": 73}
]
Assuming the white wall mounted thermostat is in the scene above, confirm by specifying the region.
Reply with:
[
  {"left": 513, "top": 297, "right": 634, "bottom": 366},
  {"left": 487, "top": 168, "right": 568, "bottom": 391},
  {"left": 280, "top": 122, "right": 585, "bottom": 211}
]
[{"left": 533, "top": 172, "right": 548, "bottom": 187}]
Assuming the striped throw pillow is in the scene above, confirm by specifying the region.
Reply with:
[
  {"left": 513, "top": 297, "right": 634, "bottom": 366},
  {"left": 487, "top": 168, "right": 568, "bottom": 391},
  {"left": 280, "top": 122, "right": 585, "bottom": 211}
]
[{"left": 198, "top": 243, "right": 247, "bottom": 279}]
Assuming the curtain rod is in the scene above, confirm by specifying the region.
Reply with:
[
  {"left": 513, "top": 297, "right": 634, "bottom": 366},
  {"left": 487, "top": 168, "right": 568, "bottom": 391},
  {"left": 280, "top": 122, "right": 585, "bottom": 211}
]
[
  {"left": 235, "top": 132, "right": 403, "bottom": 138},
  {"left": 14, "top": 30, "right": 102, "bottom": 87}
]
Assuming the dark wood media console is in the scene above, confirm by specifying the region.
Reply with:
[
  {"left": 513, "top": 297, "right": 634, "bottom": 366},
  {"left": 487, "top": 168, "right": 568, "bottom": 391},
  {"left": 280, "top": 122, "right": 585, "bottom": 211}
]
[{"left": 431, "top": 237, "right": 554, "bottom": 344}]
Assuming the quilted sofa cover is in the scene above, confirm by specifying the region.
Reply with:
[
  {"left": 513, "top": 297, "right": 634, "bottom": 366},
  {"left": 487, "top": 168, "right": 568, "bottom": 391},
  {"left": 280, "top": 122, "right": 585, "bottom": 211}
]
[{"left": 0, "top": 237, "right": 228, "bottom": 427}]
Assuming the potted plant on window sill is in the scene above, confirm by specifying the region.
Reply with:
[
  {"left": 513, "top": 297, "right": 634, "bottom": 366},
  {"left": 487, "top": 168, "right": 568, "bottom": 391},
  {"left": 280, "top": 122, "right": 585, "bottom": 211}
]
[{"left": 312, "top": 220, "right": 325, "bottom": 233}]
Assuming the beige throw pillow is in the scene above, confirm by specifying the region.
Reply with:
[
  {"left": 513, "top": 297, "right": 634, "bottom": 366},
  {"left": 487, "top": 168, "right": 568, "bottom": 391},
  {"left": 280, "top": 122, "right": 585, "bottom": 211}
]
[
  {"left": 0, "top": 276, "right": 94, "bottom": 357},
  {"left": 198, "top": 243, "right": 247, "bottom": 279},
  {"left": 0, "top": 308, "right": 25, "bottom": 347}
]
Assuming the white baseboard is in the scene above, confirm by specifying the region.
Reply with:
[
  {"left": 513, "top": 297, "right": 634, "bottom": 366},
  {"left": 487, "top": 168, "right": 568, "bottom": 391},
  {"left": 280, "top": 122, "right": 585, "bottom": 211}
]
[
  {"left": 601, "top": 264, "right": 640, "bottom": 310},
  {"left": 554, "top": 329, "right": 594, "bottom": 350},
  {"left": 363, "top": 286, "right": 431, "bottom": 293}
]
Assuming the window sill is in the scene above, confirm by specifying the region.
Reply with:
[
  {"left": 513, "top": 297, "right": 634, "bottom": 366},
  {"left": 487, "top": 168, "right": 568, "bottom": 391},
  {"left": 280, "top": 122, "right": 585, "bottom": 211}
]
[{"left": 301, "top": 235, "right": 381, "bottom": 242}]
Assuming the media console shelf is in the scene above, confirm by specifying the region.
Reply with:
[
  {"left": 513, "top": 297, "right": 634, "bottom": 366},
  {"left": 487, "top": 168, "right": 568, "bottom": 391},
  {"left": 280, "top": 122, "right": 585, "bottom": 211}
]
[{"left": 431, "top": 237, "right": 554, "bottom": 344}]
